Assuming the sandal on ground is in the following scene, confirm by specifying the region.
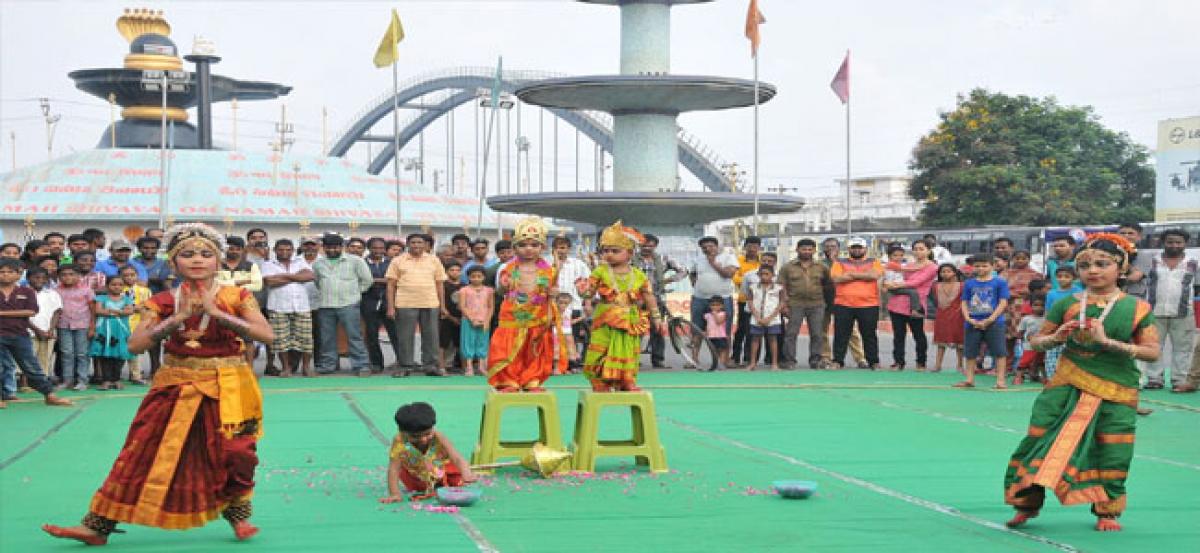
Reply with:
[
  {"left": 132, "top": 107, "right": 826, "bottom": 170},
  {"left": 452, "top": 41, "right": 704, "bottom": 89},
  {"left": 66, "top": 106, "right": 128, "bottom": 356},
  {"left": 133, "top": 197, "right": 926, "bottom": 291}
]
[
  {"left": 952, "top": 381, "right": 975, "bottom": 388},
  {"left": 992, "top": 384, "right": 1008, "bottom": 390}
]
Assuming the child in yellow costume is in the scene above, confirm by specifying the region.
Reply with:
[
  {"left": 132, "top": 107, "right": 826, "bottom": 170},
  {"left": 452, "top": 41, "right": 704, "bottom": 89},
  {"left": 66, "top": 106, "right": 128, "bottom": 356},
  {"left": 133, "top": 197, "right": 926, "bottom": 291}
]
[
  {"left": 580, "top": 221, "right": 665, "bottom": 392},
  {"left": 487, "top": 216, "right": 568, "bottom": 392}
]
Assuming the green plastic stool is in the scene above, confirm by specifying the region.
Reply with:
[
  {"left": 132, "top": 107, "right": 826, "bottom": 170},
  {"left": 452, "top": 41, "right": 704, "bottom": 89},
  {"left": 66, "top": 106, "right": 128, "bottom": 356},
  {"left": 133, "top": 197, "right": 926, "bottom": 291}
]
[
  {"left": 470, "top": 390, "right": 565, "bottom": 471},
  {"left": 570, "top": 391, "right": 668, "bottom": 473}
]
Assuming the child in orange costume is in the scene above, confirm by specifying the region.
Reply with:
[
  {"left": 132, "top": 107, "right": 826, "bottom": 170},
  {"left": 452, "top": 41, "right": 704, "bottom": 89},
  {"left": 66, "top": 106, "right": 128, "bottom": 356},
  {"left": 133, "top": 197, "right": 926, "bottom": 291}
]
[{"left": 486, "top": 216, "right": 568, "bottom": 392}]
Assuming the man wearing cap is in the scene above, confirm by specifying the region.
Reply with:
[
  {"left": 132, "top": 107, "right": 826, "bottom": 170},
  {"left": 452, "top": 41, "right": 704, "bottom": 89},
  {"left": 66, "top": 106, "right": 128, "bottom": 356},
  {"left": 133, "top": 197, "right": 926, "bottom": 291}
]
[
  {"left": 829, "top": 237, "right": 883, "bottom": 369},
  {"left": 312, "top": 233, "right": 373, "bottom": 375},
  {"left": 95, "top": 239, "right": 148, "bottom": 282},
  {"left": 300, "top": 236, "right": 323, "bottom": 373}
]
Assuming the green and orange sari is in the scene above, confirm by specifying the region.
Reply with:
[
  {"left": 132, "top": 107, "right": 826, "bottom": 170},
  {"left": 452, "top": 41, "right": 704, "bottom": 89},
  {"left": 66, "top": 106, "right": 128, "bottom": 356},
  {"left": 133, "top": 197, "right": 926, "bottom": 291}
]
[
  {"left": 583, "top": 264, "right": 652, "bottom": 386},
  {"left": 1004, "top": 293, "right": 1157, "bottom": 518}
]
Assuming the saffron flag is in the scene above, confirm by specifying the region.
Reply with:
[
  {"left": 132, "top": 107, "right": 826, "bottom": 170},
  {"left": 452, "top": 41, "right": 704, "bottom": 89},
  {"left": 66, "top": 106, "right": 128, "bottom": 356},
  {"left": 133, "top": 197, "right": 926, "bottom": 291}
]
[
  {"left": 372, "top": 9, "right": 405, "bottom": 68},
  {"left": 744, "top": 0, "right": 766, "bottom": 57},
  {"left": 831, "top": 51, "right": 850, "bottom": 104},
  {"left": 489, "top": 56, "right": 504, "bottom": 109}
]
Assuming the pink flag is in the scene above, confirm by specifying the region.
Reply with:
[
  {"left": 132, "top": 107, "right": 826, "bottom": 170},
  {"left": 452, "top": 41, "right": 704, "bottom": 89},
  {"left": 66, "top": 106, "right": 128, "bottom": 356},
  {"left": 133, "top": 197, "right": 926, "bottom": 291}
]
[{"left": 830, "top": 51, "right": 850, "bottom": 104}]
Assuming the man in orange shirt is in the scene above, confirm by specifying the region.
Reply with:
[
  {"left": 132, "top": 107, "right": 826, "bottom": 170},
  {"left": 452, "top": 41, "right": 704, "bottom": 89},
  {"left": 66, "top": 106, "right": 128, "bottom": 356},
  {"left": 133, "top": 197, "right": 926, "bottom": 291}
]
[
  {"left": 731, "top": 236, "right": 762, "bottom": 366},
  {"left": 829, "top": 237, "right": 883, "bottom": 369}
]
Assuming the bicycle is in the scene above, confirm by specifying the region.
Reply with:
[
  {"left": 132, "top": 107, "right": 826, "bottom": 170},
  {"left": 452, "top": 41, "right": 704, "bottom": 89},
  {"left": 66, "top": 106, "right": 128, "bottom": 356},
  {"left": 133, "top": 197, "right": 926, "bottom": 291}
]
[
  {"left": 667, "top": 315, "right": 720, "bottom": 371},
  {"left": 640, "top": 298, "right": 720, "bottom": 372}
]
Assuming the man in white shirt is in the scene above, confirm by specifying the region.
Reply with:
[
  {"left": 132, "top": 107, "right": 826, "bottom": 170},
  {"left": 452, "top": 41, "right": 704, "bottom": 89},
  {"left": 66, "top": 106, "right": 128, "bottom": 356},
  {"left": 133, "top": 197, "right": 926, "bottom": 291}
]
[
  {"left": 923, "top": 234, "right": 955, "bottom": 266},
  {"left": 1145, "top": 229, "right": 1198, "bottom": 392},
  {"left": 689, "top": 236, "right": 739, "bottom": 361},
  {"left": 552, "top": 236, "right": 591, "bottom": 370},
  {"left": 260, "top": 239, "right": 316, "bottom": 377}
]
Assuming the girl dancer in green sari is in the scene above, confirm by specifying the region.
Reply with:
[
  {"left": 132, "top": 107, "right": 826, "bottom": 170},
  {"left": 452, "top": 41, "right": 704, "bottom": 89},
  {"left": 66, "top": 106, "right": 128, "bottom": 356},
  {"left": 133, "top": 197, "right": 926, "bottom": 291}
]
[{"left": 1005, "top": 233, "right": 1160, "bottom": 532}]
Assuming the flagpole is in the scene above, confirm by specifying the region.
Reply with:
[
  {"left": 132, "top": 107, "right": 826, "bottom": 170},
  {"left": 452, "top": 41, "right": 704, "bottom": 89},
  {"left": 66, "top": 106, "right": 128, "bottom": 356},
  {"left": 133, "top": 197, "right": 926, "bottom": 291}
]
[
  {"left": 844, "top": 52, "right": 851, "bottom": 243},
  {"left": 392, "top": 59, "right": 403, "bottom": 237},
  {"left": 752, "top": 52, "right": 760, "bottom": 235}
]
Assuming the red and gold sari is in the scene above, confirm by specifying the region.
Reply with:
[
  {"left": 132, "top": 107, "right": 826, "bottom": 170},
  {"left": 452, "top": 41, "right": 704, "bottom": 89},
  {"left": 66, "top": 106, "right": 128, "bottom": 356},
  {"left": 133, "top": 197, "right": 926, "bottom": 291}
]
[{"left": 88, "top": 286, "right": 264, "bottom": 529}]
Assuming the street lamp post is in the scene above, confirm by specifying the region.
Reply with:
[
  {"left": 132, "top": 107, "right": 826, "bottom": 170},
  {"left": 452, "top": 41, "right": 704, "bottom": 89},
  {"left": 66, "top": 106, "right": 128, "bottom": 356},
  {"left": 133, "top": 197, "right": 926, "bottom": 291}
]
[{"left": 141, "top": 69, "right": 189, "bottom": 230}]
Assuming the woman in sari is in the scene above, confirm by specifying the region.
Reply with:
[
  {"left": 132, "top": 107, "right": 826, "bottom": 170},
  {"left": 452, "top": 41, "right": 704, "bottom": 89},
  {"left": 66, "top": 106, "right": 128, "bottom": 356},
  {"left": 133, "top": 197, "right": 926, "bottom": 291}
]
[
  {"left": 44, "top": 223, "right": 274, "bottom": 545},
  {"left": 1004, "top": 233, "right": 1159, "bottom": 532}
]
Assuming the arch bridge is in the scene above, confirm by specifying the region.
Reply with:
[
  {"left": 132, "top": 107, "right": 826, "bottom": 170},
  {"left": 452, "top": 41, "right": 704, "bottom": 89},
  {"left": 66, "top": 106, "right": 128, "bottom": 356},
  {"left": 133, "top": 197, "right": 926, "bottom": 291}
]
[{"left": 329, "top": 66, "right": 735, "bottom": 192}]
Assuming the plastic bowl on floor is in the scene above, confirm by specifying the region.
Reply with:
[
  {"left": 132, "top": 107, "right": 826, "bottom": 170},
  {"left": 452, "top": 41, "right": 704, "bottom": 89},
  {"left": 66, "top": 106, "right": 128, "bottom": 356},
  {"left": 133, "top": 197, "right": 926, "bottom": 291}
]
[
  {"left": 436, "top": 486, "right": 482, "bottom": 507},
  {"left": 772, "top": 480, "right": 818, "bottom": 499}
]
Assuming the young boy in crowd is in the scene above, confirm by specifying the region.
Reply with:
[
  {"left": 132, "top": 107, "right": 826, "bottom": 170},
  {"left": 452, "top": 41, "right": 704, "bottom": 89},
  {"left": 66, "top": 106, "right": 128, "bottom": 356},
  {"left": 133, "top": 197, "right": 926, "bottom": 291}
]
[
  {"left": 1013, "top": 295, "right": 1046, "bottom": 385},
  {"left": 1043, "top": 266, "right": 1082, "bottom": 378},
  {"left": 26, "top": 268, "right": 61, "bottom": 392},
  {"left": 119, "top": 265, "right": 152, "bottom": 385},
  {"left": 72, "top": 251, "right": 106, "bottom": 292},
  {"left": 954, "top": 254, "right": 1011, "bottom": 389},
  {"left": 747, "top": 265, "right": 784, "bottom": 371},
  {"left": 379, "top": 402, "right": 476, "bottom": 502},
  {"left": 1021, "top": 278, "right": 1051, "bottom": 315},
  {"left": 439, "top": 263, "right": 463, "bottom": 374},
  {"left": 1005, "top": 296, "right": 1026, "bottom": 375},
  {"left": 555, "top": 293, "right": 579, "bottom": 373},
  {"left": 1045, "top": 266, "right": 1082, "bottom": 311},
  {"left": 54, "top": 264, "right": 94, "bottom": 392},
  {"left": 0, "top": 258, "right": 72, "bottom": 408}
]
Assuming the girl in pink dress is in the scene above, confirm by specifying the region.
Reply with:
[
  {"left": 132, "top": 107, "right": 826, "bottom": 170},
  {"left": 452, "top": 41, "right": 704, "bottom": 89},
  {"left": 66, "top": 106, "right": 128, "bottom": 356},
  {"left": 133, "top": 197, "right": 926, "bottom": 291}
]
[{"left": 456, "top": 266, "right": 494, "bottom": 376}]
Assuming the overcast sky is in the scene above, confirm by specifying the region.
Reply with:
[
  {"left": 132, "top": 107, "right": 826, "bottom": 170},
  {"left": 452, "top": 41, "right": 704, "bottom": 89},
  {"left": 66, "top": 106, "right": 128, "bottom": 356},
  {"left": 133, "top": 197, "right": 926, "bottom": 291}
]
[{"left": 2, "top": 0, "right": 1197, "bottom": 197}]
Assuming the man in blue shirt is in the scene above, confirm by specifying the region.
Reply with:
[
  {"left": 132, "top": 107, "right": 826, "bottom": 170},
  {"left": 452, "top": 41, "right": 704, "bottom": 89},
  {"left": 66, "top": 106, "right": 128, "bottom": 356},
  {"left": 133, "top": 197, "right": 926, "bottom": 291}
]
[
  {"left": 95, "top": 239, "right": 148, "bottom": 282},
  {"left": 130, "top": 236, "right": 172, "bottom": 293}
]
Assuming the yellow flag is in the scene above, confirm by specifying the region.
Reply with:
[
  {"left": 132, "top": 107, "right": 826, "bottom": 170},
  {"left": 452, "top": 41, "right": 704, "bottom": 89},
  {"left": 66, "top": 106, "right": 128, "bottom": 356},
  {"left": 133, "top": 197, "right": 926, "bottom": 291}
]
[{"left": 372, "top": 9, "right": 405, "bottom": 68}]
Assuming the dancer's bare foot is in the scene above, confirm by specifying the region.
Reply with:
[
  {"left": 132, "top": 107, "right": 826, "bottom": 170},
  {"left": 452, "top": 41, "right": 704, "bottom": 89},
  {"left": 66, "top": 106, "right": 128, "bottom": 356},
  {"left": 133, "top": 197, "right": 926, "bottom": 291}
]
[
  {"left": 496, "top": 386, "right": 519, "bottom": 393},
  {"left": 619, "top": 379, "right": 642, "bottom": 392},
  {"left": 231, "top": 520, "right": 259, "bottom": 541},
  {"left": 42, "top": 524, "right": 107, "bottom": 545},
  {"left": 1005, "top": 510, "right": 1038, "bottom": 528},
  {"left": 1095, "top": 517, "right": 1122, "bottom": 532}
]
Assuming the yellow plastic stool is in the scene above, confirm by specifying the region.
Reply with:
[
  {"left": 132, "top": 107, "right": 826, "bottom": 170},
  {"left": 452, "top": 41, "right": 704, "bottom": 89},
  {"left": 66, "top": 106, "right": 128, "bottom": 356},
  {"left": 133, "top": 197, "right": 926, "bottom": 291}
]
[
  {"left": 470, "top": 390, "right": 565, "bottom": 471},
  {"left": 571, "top": 391, "right": 668, "bottom": 473}
]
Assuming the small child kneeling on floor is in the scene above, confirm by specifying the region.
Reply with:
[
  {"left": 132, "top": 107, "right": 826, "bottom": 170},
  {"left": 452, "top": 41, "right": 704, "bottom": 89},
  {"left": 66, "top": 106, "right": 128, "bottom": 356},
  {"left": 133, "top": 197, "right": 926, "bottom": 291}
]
[{"left": 380, "top": 402, "right": 476, "bottom": 502}]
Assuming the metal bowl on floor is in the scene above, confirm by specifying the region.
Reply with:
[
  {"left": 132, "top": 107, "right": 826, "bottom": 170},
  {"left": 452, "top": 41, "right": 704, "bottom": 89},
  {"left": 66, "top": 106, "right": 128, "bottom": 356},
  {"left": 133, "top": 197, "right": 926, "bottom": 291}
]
[
  {"left": 436, "top": 486, "right": 482, "bottom": 507},
  {"left": 772, "top": 480, "right": 818, "bottom": 499}
]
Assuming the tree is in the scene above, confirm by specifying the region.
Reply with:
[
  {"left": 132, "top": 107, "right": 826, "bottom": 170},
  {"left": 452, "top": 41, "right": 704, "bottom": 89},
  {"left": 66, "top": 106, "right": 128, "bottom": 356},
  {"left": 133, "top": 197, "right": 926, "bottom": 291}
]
[{"left": 908, "top": 89, "right": 1154, "bottom": 227}]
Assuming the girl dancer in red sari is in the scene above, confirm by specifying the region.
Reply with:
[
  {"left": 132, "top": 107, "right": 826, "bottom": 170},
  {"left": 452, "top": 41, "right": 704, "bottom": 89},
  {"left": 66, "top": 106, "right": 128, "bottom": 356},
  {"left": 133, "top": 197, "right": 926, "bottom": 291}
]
[{"left": 44, "top": 223, "right": 274, "bottom": 545}]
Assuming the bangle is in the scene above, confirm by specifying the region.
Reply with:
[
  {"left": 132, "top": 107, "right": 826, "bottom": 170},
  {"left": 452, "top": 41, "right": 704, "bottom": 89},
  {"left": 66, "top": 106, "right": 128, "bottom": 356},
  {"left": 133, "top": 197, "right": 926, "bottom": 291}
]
[
  {"left": 217, "top": 312, "right": 250, "bottom": 334},
  {"left": 150, "top": 319, "right": 181, "bottom": 342}
]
